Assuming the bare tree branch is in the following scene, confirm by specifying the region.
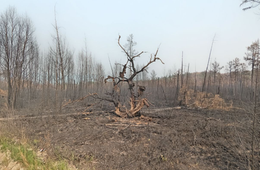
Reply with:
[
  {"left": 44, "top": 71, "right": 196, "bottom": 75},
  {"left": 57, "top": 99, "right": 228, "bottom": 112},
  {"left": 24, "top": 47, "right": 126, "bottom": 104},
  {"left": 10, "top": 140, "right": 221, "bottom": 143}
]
[
  {"left": 130, "top": 47, "right": 164, "bottom": 80},
  {"left": 240, "top": 0, "right": 260, "bottom": 10},
  {"left": 118, "top": 35, "right": 131, "bottom": 59}
]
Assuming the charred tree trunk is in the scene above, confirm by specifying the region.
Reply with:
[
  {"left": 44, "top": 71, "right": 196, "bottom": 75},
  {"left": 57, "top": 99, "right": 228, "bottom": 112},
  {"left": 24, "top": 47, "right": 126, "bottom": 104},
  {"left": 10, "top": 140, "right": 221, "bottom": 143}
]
[
  {"left": 181, "top": 52, "right": 184, "bottom": 88},
  {"left": 202, "top": 35, "right": 215, "bottom": 92},
  {"left": 194, "top": 71, "right": 197, "bottom": 92},
  {"left": 186, "top": 63, "right": 189, "bottom": 88},
  {"left": 175, "top": 70, "right": 180, "bottom": 105}
]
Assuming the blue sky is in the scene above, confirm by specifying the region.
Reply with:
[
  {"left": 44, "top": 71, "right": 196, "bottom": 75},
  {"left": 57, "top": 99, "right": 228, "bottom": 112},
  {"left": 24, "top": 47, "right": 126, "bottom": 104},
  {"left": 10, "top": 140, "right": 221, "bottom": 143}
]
[{"left": 1, "top": 0, "right": 260, "bottom": 76}]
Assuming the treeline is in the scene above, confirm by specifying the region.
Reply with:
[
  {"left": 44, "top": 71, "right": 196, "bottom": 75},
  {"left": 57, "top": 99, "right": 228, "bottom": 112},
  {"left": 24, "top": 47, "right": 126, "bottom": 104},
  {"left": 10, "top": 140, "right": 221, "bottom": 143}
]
[
  {"left": 145, "top": 39, "right": 259, "bottom": 106},
  {"left": 0, "top": 7, "right": 152, "bottom": 110},
  {"left": 0, "top": 7, "right": 106, "bottom": 110},
  {"left": 0, "top": 7, "right": 259, "bottom": 112}
]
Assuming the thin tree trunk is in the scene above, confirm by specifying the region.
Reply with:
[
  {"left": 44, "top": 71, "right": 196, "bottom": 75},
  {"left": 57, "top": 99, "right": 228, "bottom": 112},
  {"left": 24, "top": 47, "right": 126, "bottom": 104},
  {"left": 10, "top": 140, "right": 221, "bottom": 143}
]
[
  {"left": 194, "top": 71, "right": 197, "bottom": 92},
  {"left": 175, "top": 70, "right": 180, "bottom": 105},
  {"left": 181, "top": 52, "right": 183, "bottom": 88},
  {"left": 202, "top": 34, "right": 216, "bottom": 92},
  {"left": 252, "top": 72, "right": 257, "bottom": 170},
  {"left": 186, "top": 63, "right": 189, "bottom": 88}
]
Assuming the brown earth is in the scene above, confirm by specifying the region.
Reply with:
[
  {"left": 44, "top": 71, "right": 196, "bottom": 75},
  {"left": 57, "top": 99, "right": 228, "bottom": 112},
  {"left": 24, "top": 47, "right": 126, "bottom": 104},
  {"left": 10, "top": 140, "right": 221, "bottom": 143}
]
[{"left": 0, "top": 105, "right": 253, "bottom": 170}]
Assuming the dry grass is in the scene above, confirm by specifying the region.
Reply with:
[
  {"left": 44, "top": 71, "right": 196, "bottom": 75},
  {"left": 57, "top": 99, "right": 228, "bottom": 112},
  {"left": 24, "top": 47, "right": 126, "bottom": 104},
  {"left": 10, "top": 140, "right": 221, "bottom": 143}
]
[{"left": 178, "top": 87, "right": 233, "bottom": 110}]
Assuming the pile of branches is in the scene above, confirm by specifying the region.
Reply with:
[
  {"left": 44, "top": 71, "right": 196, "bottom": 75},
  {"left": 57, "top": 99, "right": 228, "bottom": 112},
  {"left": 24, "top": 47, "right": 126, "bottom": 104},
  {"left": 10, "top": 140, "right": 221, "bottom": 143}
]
[{"left": 178, "top": 87, "right": 233, "bottom": 110}]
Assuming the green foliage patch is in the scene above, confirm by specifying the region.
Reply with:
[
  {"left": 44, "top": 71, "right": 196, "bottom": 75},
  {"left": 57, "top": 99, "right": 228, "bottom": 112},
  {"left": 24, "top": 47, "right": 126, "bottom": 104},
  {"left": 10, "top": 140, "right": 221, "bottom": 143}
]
[{"left": 0, "top": 137, "right": 69, "bottom": 170}]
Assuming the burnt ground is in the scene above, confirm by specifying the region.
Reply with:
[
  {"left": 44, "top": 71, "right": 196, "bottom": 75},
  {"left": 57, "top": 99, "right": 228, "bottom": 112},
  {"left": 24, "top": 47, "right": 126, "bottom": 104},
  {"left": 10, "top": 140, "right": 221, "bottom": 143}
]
[{"left": 0, "top": 105, "right": 254, "bottom": 170}]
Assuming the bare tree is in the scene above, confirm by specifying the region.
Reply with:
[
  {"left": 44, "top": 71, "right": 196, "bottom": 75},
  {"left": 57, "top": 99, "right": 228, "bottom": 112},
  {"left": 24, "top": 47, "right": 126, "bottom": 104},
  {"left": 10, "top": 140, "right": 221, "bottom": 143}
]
[
  {"left": 94, "top": 62, "right": 105, "bottom": 93},
  {"left": 212, "top": 60, "right": 223, "bottom": 84},
  {"left": 78, "top": 50, "right": 85, "bottom": 98},
  {"left": 251, "top": 49, "right": 259, "bottom": 170},
  {"left": 50, "top": 10, "right": 74, "bottom": 111},
  {"left": 232, "top": 58, "right": 242, "bottom": 96},
  {"left": 175, "top": 70, "right": 180, "bottom": 105},
  {"left": 202, "top": 35, "right": 216, "bottom": 92},
  {"left": 26, "top": 39, "right": 40, "bottom": 104},
  {"left": 65, "top": 50, "right": 74, "bottom": 98},
  {"left": 150, "top": 70, "right": 157, "bottom": 81},
  {"left": 226, "top": 61, "right": 233, "bottom": 90},
  {"left": 141, "top": 66, "right": 148, "bottom": 81},
  {"left": 0, "top": 7, "right": 35, "bottom": 109},
  {"left": 181, "top": 52, "right": 184, "bottom": 88},
  {"left": 98, "top": 35, "right": 164, "bottom": 118},
  {"left": 245, "top": 40, "right": 259, "bottom": 89},
  {"left": 185, "top": 63, "right": 190, "bottom": 87},
  {"left": 233, "top": 58, "right": 241, "bottom": 81}
]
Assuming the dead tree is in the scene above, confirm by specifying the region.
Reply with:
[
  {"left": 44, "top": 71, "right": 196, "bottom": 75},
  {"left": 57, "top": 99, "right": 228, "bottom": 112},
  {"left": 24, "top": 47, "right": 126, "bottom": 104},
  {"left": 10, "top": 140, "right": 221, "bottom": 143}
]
[
  {"left": 175, "top": 70, "right": 180, "bottom": 105},
  {"left": 99, "top": 35, "right": 164, "bottom": 118},
  {"left": 0, "top": 7, "right": 35, "bottom": 109},
  {"left": 251, "top": 50, "right": 259, "bottom": 170},
  {"left": 181, "top": 52, "right": 184, "bottom": 88},
  {"left": 202, "top": 35, "right": 216, "bottom": 92},
  {"left": 245, "top": 40, "right": 259, "bottom": 90}
]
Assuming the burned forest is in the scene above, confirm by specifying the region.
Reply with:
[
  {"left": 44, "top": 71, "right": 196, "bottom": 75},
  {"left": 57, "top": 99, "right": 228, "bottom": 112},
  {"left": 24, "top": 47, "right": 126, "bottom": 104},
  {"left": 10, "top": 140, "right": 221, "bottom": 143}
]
[{"left": 1, "top": 2, "right": 260, "bottom": 170}]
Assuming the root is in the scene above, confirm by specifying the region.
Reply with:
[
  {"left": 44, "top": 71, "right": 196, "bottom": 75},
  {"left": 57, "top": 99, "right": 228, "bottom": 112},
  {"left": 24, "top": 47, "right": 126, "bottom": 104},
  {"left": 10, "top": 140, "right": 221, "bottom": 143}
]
[{"left": 113, "top": 98, "right": 150, "bottom": 118}]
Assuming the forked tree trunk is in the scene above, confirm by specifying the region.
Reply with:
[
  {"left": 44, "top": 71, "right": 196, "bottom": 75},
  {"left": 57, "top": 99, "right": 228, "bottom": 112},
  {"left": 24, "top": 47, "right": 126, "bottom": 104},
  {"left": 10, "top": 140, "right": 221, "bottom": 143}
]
[{"left": 102, "top": 35, "right": 164, "bottom": 118}]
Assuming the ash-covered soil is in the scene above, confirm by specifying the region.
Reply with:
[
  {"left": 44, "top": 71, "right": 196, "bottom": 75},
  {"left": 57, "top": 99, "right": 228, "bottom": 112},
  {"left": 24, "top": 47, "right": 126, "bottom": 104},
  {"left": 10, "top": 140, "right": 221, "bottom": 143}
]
[{"left": 0, "top": 106, "right": 253, "bottom": 170}]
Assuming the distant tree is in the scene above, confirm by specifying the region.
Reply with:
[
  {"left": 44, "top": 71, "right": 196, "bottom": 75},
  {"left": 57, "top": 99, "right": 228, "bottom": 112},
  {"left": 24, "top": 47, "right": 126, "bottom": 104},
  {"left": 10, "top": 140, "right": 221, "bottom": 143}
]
[
  {"left": 239, "top": 62, "right": 247, "bottom": 99},
  {"left": 124, "top": 34, "right": 137, "bottom": 57},
  {"left": 0, "top": 7, "right": 36, "bottom": 109},
  {"left": 78, "top": 50, "right": 86, "bottom": 97},
  {"left": 226, "top": 61, "right": 233, "bottom": 88},
  {"left": 135, "top": 64, "right": 141, "bottom": 82},
  {"left": 244, "top": 40, "right": 259, "bottom": 89},
  {"left": 150, "top": 70, "right": 157, "bottom": 96},
  {"left": 113, "top": 62, "right": 121, "bottom": 80},
  {"left": 212, "top": 60, "right": 223, "bottom": 84},
  {"left": 185, "top": 63, "right": 190, "bottom": 87},
  {"left": 141, "top": 65, "right": 148, "bottom": 81},
  {"left": 181, "top": 52, "right": 184, "bottom": 88},
  {"left": 202, "top": 35, "right": 215, "bottom": 92},
  {"left": 51, "top": 10, "right": 74, "bottom": 110},
  {"left": 65, "top": 51, "right": 74, "bottom": 98},
  {"left": 124, "top": 34, "right": 138, "bottom": 76},
  {"left": 232, "top": 58, "right": 242, "bottom": 82},
  {"left": 211, "top": 60, "right": 223, "bottom": 94},
  {"left": 175, "top": 70, "right": 180, "bottom": 105},
  {"left": 27, "top": 40, "right": 40, "bottom": 102},
  {"left": 150, "top": 70, "right": 157, "bottom": 80},
  {"left": 232, "top": 58, "right": 243, "bottom": 96},
  {"left": 94, "top": 62, "right": 105, "bottom": 93}
]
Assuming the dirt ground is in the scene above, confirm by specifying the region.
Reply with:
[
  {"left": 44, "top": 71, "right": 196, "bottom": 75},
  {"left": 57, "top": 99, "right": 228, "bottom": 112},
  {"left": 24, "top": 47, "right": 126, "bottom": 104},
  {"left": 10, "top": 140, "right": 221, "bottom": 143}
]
[{"left": 0, "top": 104, "right": 254, "bottom": 170}]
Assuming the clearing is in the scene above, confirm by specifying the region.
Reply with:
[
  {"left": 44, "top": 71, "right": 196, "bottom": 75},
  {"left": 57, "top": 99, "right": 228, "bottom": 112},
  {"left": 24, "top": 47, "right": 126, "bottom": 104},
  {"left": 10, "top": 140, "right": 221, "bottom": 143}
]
[{"left": 0, "top": 104, "right": 251, "bottom": 170}]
